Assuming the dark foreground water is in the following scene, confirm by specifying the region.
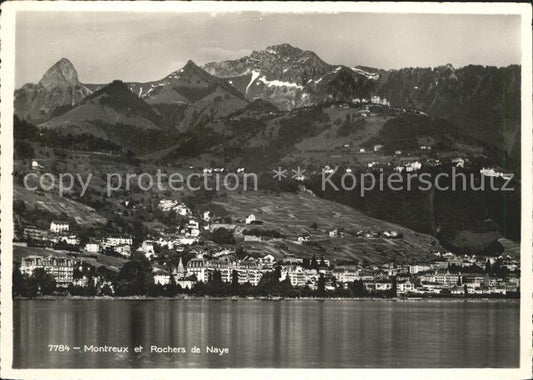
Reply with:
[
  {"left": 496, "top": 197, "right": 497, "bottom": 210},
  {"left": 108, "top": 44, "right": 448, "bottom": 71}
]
[{"left": 13, "top": 299, "right": 519, "bottom": 368}]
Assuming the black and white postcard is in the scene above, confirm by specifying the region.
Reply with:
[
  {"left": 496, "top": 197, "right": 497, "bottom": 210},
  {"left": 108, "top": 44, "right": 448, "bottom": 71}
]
[{"left": 1, "top": 2, "right": 531, "bottom": 380}]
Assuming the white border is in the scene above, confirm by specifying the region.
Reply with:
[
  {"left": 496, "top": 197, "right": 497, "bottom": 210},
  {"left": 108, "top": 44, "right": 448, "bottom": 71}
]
[{"left": 1, "top": 2, "right": 531, "bottom": 380}]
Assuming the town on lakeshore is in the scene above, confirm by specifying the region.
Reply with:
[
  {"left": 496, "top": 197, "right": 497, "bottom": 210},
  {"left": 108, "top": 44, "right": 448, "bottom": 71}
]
[{"left": 13, "top": 201, "right": 520, "bottom": 299}]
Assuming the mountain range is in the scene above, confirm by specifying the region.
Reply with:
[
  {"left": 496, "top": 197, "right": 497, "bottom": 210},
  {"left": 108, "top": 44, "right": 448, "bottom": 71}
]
[{"left": 14, "top": 43, "right": 520, "bottom": 162}]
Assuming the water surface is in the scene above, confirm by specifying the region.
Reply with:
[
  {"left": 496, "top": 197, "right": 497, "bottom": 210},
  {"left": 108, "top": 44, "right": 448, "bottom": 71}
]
[{"left": 13, "top": 299, "right": 519, "bottom": 368}]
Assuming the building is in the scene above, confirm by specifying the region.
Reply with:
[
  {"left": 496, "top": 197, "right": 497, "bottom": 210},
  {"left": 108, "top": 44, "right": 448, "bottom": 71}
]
[
  {"left": 187, "top": 257, "right": 209, "bottom": 282},
  {"left": 84, "top": 243, "right": 100, "bottom": 253},
  {"left": 31, "top": 160, "right": 45, "bottom": 170},
  {"left": 322, "top": 166, "right": 335, "bottom": 174},
  {"left": 181, "top": 220, "right": 200, "bottom": 237},
  {"left": 242, "top": 269, "right": 263, "bottom": 286},
  {"left": 176, "top": 278, "right": 196, "bottom": 289},
  {"left": 59, "top": 235, "right": 80, "bottom": 246},
  {"left": 153, "top": 269, "right": 172, "bottom": 286},
  {"left": 173, "top": 256, "right": 186, "bottom": 279},
  {"left": 21, "top": 255, "right": 75, "bottom": 287},
  {"left": 332, "top": 270, "right": 359, "bottom": 284},
  {"left": 141, "top": 241, "right": 155, "bottom": 259},
  {"left": 281, "top": 266, "right": 307, "bottom": 287},
  {"left": 375, "top": 281, "right": 393, "bottom": 291},
  {"left": 405, "top": 161, "right": 422, "bottom": 172},
  {"left": 409, "top": 264, "right": 433, "bottom": 274},
  {"left": 50, "top": 221, "right": 69, "bottom": 233},
  {"left": 115, "top": 244, "right": 131, "bottom": 257},
  {"left": 158, "top": 199, "right": 191, "bottom": 215},
  {"left": 397, "top": 280, "right": 415, "bottom": 293},
  {"left": 452, "top": 158, "right": 465, "bottom": 168},
  {"left": 23, "top": 226, "right": 47, "bottom": 241},
  {"left": 245, "top": 214, "right": 256, "bottom": 225},
  {"left": 106, "top": 236, "right": 133, "bottom": 247}
]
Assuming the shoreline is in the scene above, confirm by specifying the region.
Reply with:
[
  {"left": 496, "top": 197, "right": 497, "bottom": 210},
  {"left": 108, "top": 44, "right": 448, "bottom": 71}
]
[{"left": 13, "top": 295, "right": 520, "bottom": 303}]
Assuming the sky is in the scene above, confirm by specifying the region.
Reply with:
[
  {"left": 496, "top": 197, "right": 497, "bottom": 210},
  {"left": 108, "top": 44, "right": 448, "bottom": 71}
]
[{"left": 15, "top": 11, "right": 522, "bottom": 87}]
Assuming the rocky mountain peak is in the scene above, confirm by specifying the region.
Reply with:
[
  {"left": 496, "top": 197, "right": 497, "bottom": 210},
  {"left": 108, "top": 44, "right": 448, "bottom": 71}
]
[
  {"left": 38, "top": 58, "right": 80, "bottom": 90},
  {"left": 264, "top": 43, "right": 303, "bottom": 56},
  {"left": 182, "top": 59, "right": 202, "bottom": 72}
]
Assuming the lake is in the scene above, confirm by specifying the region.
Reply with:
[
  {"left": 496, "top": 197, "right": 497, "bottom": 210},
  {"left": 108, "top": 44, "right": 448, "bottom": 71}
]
[{"left": 13, "top": 299, "right": 519, "bottom": 368}]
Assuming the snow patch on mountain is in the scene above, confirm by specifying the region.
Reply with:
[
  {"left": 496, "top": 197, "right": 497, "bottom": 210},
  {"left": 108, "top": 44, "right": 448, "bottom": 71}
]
[
  {"left": 351, "top": 67, "right": 379, "bottom": 80},
  {"left": 246, "top": 70, "right": 261, "bottom": 94},
  {"left": 258, "top": 76, "right": 303, "bottom": 89}
]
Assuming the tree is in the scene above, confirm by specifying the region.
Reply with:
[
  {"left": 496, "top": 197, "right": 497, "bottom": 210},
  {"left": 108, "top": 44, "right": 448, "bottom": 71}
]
[
  {"left": 12, "top": 268, "right": 24, "bottom": 297},
  {"left": 279, "top": 277, "right": 295, "bottom": 297},
  {"left": 231, "top": 270, "right": 240, "bottom": 295},
  {"left": 319, "top": 256, "right": 327, "bottom": 267},
  {"left": 100, "top": 284, "right": 114, "bottom": 296},
  {"left": 391, "top": 276, "right": 398, "bottom": 297},
  {"left": 210, "top": 228, "right": 235, "bottom": 245},
  {"left": 317, "top": 273, "right": 326, "bottom": 297},
  {"left": 310, "top": 254, "right": 319, "bottom": 271},
  {"left": 211, "top": 270, "right": 223, "bottom": 285},
  {"left": 32, "top": 268, "right": 56, "bottom": 295},
  {"left": 484, "top": 259, "right": 492, "bottom": 274},
  {"left": 114, "top": 256, "right": 154, "bottom": 296},
  {"left": 14, "top": 140, "right": 34, "bottom": 160},
  {"left": 349, "top": 279, "right": 366, "bottom": 297},
  {"left": 23, "top": 276, "right": 39, "bottom": 298}
]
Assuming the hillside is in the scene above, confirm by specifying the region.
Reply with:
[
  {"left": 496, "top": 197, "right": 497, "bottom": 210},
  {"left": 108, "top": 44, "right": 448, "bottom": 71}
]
[
  {"left": 375, "top": 64, "right": 521, "bottom": 166},
  {"left": 211, "top": 191, "right": 441, "bottom": 265},
  {"left": 38, "top": 80, "right": 166, "bottom": 152}
]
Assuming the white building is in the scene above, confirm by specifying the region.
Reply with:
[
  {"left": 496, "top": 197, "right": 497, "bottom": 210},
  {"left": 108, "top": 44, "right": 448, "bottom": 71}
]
[
  {"left": 452, "top": 158, "right": 465, "bottom": 168},
  {"left": 187, "top": 257, "right": 209, "bottom": 282},
  {"left": 84, "top": 243, "right": 100, "bottom": 253},
  {"left": 115, "top": 244, "right": 131, "bottom": 257},
  {"left": 59, "top": 235, "right": 80, "bottom": 246},
  {"left": 245, "top": 214, "right": 256, "bottom": 225},
  {"left": 153, "top": 269, "right": 172, "bottom": 286},
  {"left": 409, "top": 264, "right": 433, "bottom": 274},
  {"left": 31, "top": 160, "right": 45, "bottom": 170},
  {"left": 397, "top": 280, "right": 415, "bottom": 293},
  {"left": 405, "top": 161, "right": 422, "bottom": 172},
  {"left": 322, "top": 165, "right": 335, "bottom": 174},
  {"left": 50, "top": 221, "right": 69, "bottom": 233},
  {"left": 141, "top": 241, "right": 155, "bottom": 259},
  {"left": 106, "top": 236, "right": 133, "bottom": 247},
  {"left": 21, "top": 255, "right": 75, "bottom": 288},
  {"left": 158, "top": 199, "right": 191, "bottom": 215}
]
